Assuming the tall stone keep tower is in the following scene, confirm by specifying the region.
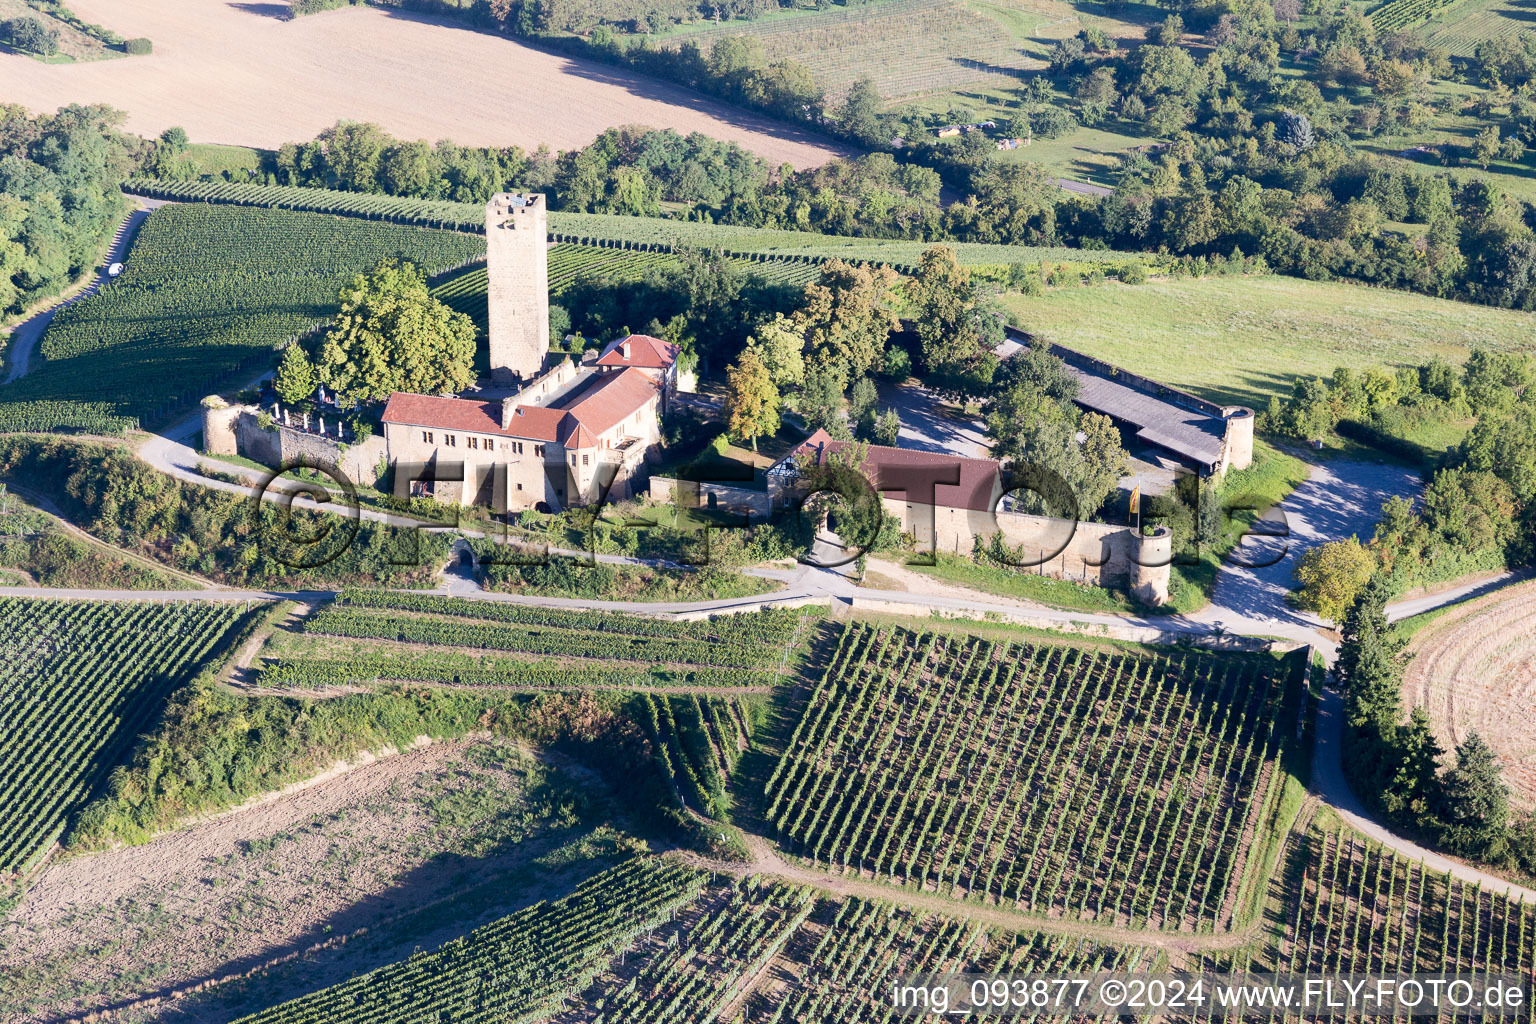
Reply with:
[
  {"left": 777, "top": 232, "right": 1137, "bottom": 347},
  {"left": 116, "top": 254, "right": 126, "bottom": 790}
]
[{"left": 486, "top": 193, "right": 549, "bottom": 385}]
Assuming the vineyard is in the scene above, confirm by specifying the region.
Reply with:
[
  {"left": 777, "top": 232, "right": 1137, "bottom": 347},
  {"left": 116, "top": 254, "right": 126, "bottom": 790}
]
[
  {"left": 764, "top": 624, "right": 1306, "bottom": 930},
  {"left": 669, "top": 0, "right": 1037, "bottom": 100},
  {"left": 121, "top": 178, "right": 1150, "bottom": 270},
  {"left": 757, "top": 898, "right": 1151, "bottom": 1023},
  {"left": 637, "top": 691, "right": 754, "bottom": 817},
  {"left": 541, "top": 873, "right": 1151, "bottom": 1022},
  {"left": 291, "top": 592, "right": 808, "bottom": 673},
  {"left": 0, "top": 205, "right": 484, "bottom": 434},
  {"left": 1415, "top": 0, "right": 1530, "bottom": 57},
  {"left": 1190, "top": 826, "right": 1536, "bottom": 1021},
  {"left": 255, "top": 650, "right": 777, "bottom": 690},
  {"left": 0, "top": 597, "right": 252, "bottom": 876},
  {"left": 234, "top": 856, "right": 709, "bottom": 1024},
  {"left": 123, "top": 178, "right": 486, "bottom": 231},
  {"left": 1369, "top": 0, "right": 1464, "bottom": 32},
  {"left": 558, "top": 876, "right": 817, "bottom": 1023}
]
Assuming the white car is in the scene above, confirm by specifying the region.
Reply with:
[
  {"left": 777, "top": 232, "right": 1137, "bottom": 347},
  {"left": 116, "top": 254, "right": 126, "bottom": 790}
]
[{"left": 107, "top": 262, "right": 124, "bottom": 277}]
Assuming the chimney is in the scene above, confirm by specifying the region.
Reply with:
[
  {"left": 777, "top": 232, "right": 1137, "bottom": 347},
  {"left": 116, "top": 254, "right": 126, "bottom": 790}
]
[
  {"left": 501, "top": 396, "right": 515, "bottom": 430},
  {"left": 621, "top": 341, "right": 631, "bottom": 360}
]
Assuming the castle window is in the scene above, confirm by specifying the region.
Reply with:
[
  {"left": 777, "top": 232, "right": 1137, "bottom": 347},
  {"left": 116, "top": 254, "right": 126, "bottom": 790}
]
[
  {"left": 467, "top": 436, "right": 478, "bottom": 450},
  {"left": 484, "top": 437, "right": 496, "bottom": 451},
  {"left": 534, "top": 444, "right": 545, "bottom": 457},
  {"left": 422, "top": 431, "right": 433, "bottom": 444},
  {"left": 445, "top": 434, "right": 457, "bottom": 447},
  {"left": 582, "top": 454, "right": 589, "bottom": 467}
]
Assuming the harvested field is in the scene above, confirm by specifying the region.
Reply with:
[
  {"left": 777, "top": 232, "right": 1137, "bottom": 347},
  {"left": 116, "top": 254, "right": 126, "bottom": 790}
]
[
  {"left": 1404, "top": 579, "right": 1536, "bottom": 809},
  {"left": 0, "top": 0, "right": 848, "bottom": 169}
]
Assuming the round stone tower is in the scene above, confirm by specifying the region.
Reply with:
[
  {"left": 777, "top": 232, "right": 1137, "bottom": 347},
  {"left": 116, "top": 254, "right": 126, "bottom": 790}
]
[
  {"left": 201, "top": 395, "right": 239, "bottom": 456},
  {"left": 1222, "top": 406, "right": 1255, "bottom": 474},
  {"left": 1131, "top": 525, "right": 1173, "bottom": 606}
]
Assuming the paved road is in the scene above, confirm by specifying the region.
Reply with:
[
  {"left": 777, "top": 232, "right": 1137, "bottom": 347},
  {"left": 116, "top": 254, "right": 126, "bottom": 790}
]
[
  {"left": 3, "top": 202, "right": 161, "bottom": 384},
  {"left": 1313, "top": 683, "right": 1536, "bottom": 902},
  {"left": 1198, "top": 457, "right": 1421, "bottom": 651},
  {"left": 35, "top": 421, "right": 1536, "bottom": 900},
  {"left": 1055, "top": 178, "right": 1113, "bottom": 198},
  {"left": 879, "top": 379, "right": 990, "bottom": 459}
]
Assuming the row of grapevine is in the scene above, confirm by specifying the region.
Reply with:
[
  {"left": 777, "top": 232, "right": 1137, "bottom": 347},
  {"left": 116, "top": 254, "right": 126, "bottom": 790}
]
[
  {"left": 1370, "top": 0, "right": 1463, "bottom": 30},
  {"left": 256, "top": 653, "right": 777, "bottom": 691},
  {"left": 3, "top": 205, "right": 484, "bottom": 433},
  {"left": 302, "top": 604, "right": 793, "bottom": 669},
  {"left": 332, "top": 589, "right": 806, "bottom": 647},
  {"left": 763, "top": 623, "right": 1304, "bottom": 930},
  {"left": 633, "top": 692, "right": 748, "bottom": 818},
  {"left": 554, "top": 876, "right": 816, "bottom": 1024},
  {"left": 0, "top": 597, "right": 252, "bottom": 875},
  {"left": 234, "top": 857, "right": 709, "bottom": 1024}
]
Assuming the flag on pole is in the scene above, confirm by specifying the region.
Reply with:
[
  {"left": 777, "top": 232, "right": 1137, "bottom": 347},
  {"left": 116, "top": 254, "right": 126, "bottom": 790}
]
[{"left": 1129, "top": 485, "right": 1140, "bottom": 516}]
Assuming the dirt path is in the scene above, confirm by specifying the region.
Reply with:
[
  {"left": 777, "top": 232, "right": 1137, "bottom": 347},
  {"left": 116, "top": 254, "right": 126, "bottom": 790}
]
[
  {"left": 681, "top": 834, "right": 1265, "bottom": 954},
  {"left": 2, "top": 204, "right": 151, "bottom": 382},
  {"left": 0, "top": 0, "right": 848, "bottom": 168}
]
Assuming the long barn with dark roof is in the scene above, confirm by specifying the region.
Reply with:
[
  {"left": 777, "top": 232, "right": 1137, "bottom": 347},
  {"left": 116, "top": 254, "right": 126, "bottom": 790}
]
[{"left": 995, "top": 326, "right": 1254, "bottom": 478}]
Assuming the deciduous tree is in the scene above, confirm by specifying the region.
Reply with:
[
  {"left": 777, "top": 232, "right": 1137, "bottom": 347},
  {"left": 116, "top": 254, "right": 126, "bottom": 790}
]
[
  {"left": 1294, "top": 536, "right": 1376, "bottom": 622},
  {"left": 315, "top": 259, "right": 476, "bottom": 403},
  {"left": 725, "top": 349, "right": 779, "bottom": 451}
]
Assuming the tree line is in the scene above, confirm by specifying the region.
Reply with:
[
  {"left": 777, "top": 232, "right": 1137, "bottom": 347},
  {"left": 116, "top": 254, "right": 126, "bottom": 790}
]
[
  {"left": 0, "top": 104, "right": 142, "bottom": 318},
  {"left": 157, "top": 91, "right": 1536, "bottom": 318}
]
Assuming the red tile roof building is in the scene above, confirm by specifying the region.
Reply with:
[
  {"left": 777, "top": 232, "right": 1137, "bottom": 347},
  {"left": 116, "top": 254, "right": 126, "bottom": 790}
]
[
  {"left": 380, "top": 341, "right": 677, "bottom": 513},
  {"left": 773, "top": 429, "right": 1004, "bottom": 513}
]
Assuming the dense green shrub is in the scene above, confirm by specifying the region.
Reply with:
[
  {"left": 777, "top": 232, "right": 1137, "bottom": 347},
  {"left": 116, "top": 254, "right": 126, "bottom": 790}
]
[
  {"left": 122, "top": 36, "right": 151, "bottom": 53},
  {"left": 0, "top": 436, "right": 449, "bottom": 588}
]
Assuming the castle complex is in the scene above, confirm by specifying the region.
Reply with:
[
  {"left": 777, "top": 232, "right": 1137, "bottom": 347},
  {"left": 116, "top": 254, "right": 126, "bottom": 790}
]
[{"left": 379, "top": 194, "right": 677, "bottom": 513}]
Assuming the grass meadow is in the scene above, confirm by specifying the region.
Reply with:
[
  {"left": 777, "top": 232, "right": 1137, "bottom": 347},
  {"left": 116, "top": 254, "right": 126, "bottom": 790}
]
[{"left": 1001, "top": 274, "right": 1536, "bottom": 408}]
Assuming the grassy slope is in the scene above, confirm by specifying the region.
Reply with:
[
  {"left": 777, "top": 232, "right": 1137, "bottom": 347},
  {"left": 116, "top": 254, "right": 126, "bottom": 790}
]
[
  {"left": 1002, "top": 274, "right": 1536, "bottom": 408},
  {"left": 0, "top": 0, "right": 119, "bottom": 61}
]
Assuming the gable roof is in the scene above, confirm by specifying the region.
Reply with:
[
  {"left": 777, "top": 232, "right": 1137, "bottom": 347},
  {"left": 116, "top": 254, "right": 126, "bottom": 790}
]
[
  {"left": 596, "top": 333, "right": 680, "bottom": 370},
  {"left": 382, "top": 367, "right": 661, "bottom": 450},
  {"left": 783, "top": 430, "right": 1002, "bottom": 513},
  {"left": 994, "top": 327, "right": 1231, "bottom": 470},
  {"left": 558, "top": 366, "right": 662, "bottom": 437},
  {"left": 381, "top": 393, "right": 516, "bottom": 437}
]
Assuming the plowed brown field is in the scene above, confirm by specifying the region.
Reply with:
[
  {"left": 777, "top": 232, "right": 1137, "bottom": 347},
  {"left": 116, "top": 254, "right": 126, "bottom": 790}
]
[
  {"left": 1404, "top": 580, "right": 1536, "bottom": 809},
  {"left": 0, "top": 0, "right": 848, "bottom": 168}
]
